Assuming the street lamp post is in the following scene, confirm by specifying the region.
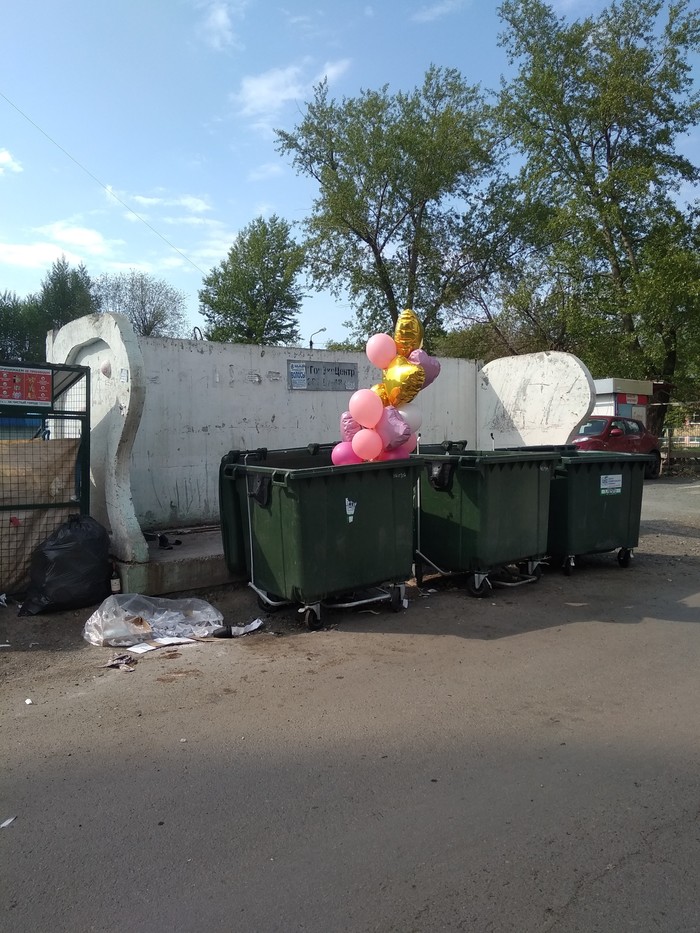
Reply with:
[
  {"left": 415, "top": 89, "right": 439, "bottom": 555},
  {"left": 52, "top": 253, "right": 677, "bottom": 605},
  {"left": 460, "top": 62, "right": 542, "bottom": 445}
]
[{"left": 309, "top": 327, "right": 326, "bottom": 350}]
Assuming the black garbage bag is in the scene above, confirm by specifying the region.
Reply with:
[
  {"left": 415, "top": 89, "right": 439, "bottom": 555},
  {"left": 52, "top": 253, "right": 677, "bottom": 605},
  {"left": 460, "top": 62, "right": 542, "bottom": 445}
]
[{"left": 19, "top": 515, "right": 112, "bottom": 616}]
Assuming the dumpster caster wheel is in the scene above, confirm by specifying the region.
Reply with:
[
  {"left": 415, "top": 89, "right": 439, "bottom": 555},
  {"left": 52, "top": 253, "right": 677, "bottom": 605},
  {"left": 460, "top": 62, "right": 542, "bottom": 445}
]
[
  {"left": 466, "top": 576, "right": 489, "bottom": 598},
  {"left": 304, "top": 608, "right": 323, "bottom": 630},
  {"left": 563, "top": 556, "right": 575, "bottom": 576},
  {"left": 617, "top": 548, "right": 632, "bottom": 568},
  {"left": 257, "top": 594, "right": 283, "bottom": 613},
  {"left": 519, "top": 561, "right": 542, "bottom": 580},
  {"left": 390, "top": 586, "right": 403, "bottom": 613}
]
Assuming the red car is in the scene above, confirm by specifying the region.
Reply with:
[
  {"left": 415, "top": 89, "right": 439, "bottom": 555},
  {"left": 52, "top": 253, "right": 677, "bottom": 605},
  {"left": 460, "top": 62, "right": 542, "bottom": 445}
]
[{"left": 569, "top": 415, "right": 661, "bottom": 478}]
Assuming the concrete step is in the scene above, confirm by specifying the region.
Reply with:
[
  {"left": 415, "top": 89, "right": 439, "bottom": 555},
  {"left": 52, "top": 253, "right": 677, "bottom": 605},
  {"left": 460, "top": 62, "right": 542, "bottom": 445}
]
[{"left": 115, "top": 527, "right": 239, "bottom": 596}]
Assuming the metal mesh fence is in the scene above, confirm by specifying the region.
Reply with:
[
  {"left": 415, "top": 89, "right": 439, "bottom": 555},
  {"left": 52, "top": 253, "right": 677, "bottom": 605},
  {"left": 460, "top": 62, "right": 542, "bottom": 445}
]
[{"left": 0, "top": 362, "right": 90, "bottom": 594}]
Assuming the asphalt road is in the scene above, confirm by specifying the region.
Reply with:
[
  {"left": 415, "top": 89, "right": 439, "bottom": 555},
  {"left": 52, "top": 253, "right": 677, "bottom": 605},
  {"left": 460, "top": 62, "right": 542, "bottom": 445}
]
[{"left": 2, "top": 477, "right": 699, "bottom": 932}]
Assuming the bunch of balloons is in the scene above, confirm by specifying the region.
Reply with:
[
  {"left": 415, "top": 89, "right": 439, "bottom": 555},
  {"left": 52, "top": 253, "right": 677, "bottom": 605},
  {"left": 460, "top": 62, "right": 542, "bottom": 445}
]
[{"left": 332, "top": 309, "right": 441, "bottom": 465}]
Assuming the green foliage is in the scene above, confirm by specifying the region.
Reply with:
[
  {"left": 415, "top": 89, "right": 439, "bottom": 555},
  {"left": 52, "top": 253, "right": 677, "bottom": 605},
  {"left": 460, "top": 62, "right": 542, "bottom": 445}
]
[
  {"left": 95, "top": 270, "right": 189, "bottom": 337},
  {"left": 1, "top": 257, "right": 99, "bottom": 362},
  {"left": 495, "top": 0, "right": 700, "bottom": 399},
  {"left": 36, "top": 256, "right": 98, "bottom": 330},
  {"left": 276, "top": 66, "right": 500, "bottom": 343},
  {"left": 199, "top": 215, "right": 304, "bottom": 346},
  {"left": 324, "top": 337, "right": 365, "bottom": 352},
  {"left": 0, "top": 291, "right": 35, "bottom": 361}
]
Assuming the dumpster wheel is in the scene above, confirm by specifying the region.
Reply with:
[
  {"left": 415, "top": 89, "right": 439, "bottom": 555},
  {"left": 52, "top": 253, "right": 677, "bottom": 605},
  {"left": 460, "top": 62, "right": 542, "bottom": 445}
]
[
  {"left": 304, "top": 607, "right": 323, "bottom": 630},
  {"left": 466, "top": 574, "right": 490, "bottom": 598},
  {"left": 390, "top": 585, "right": 404, "bottom": 613},
  {"left": 563, "top": 556, "right": 575, "bottom": 576},
  {"left": 617, "top": 547, "right": 632, "bottom": 568},
  {"left": 518, "top": 560, "right": 543, "bottom": 580},
  {"left": 257, "top": 593, "right": 284, "bottom": 613}
]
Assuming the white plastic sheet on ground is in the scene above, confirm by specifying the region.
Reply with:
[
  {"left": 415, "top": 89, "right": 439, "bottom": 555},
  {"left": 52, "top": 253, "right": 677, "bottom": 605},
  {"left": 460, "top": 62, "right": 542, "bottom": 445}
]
[{"left": 83, "top": 593, "right": 225, "bottom": 647}]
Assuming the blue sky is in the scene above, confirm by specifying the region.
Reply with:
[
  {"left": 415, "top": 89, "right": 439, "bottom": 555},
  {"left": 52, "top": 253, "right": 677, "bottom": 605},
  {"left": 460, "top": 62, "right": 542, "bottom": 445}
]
[{"left": 1, "top": 0, "right": 697, "bottom": 346}]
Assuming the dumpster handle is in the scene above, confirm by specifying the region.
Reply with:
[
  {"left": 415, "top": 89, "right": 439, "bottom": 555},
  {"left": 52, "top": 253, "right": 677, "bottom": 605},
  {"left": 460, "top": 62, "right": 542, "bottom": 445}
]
[
  {"left": 245, "top": 473, "right": 256, "bottom": 588},
  {"left": 271, "top": 471, "right": 289, "bottom": 487},
  {"left": 425, "top": 460, "right": 456, "bottom": 492}
]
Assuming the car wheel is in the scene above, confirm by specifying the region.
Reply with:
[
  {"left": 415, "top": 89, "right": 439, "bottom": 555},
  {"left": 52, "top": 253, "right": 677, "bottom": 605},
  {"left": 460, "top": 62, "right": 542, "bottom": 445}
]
[{"left": 645, "top": 450, "right": 661, "bottom": 479}]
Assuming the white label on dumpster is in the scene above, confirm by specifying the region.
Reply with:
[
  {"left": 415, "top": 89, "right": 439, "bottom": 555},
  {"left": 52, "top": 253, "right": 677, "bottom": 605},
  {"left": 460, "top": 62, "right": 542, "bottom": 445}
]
[
  {"left": 600, "top": 474, "right": 623, "bottom": 495},
  {"left": 345, "top": 498, "right": 357, "bottom": 522}
]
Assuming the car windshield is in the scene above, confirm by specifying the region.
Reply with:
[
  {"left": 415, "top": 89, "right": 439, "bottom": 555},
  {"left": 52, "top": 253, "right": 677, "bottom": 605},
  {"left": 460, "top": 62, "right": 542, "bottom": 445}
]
[{"left": 575, "top": 418, "right": 607, "bottom": 437}]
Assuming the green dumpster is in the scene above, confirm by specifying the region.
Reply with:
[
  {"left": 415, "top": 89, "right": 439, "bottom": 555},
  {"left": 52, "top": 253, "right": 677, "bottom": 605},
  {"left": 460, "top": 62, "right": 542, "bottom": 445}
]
[
  {"left": 546, "top": 450, "right": 651, "bottom": 573},
  {"left": 219, "top": 446, "right": 421, "bottom": 628},
  {"left": 414, "top": 447, "right": 559, "bottom": 596},
  {"left": 218, "top": 444, "right": 334, "bottom": 579}
]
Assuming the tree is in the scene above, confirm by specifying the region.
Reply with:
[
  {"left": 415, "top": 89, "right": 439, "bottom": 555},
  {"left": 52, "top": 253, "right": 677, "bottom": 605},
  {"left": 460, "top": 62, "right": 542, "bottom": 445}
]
[
  {"left": 95, "top": 270, "right": 189, "bottom": 337},
  {"left": 0, "top": 258, "right": 99, "bottom": 362},
  {"left": 275, "top": 66, "right": 499, "bottom": 342},
  {"left": 37, "top": 256, "right": 98, "bottom": 328},
  {"left": 0, "top": 291, "right": 35, "bottom": 361},
  {"left": 495, "top": 0, "right": 700, "bottom": 431},
  {"left": 198, "top": 215, "right": 304, "bottom": 345}
]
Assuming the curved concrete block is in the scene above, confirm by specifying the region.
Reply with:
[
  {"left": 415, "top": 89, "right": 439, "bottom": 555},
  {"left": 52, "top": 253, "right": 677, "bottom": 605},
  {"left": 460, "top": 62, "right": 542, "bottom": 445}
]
[
  {"left": 46, "top": 313, "right": 149, "bottom": 562},
  {"left": 477, "top": 351, "right": 595, "bottom": 449}
]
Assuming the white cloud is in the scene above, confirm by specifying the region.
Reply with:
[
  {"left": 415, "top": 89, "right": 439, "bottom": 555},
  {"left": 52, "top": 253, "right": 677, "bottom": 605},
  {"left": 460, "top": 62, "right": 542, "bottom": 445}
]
[
  {"left": 315, "top": 59, "right": 351, "bottom": 85},
  {"left": 0, "top": 148, "right": 23, "bottom": 175},
  {"left": 234, "top": 64, "right": 307, "bottom": 118},
  {"left": 160, "top": 256, "right": 189, "bottom": 270},
  {"left": 178, "top": 195, "right": 212, "bottom": 213},
  {"left": 0, "top": 241, "right": 83, "bottom": 269},
  {"left": 191, "top": 237, "right": 237, "bottom": 264},
  {"left": 197, "top": 1, "right": 247, "bottom": 51},
  {"left": 131, "top": 193, "right": 212, "bottom": 213},
  {"left": 280, "top": 9, "right": 332, "bottom": 42},
  {"left": 106, "top": 185, "right": 212, "bottom": 215},
  {"left": 253, "top": 201, "right": 275, "bottom": 217},
  {"left": 247, "top": 162, "right": 284, "bottom": 182},
  {"left": 232, "top": 58, "right": 351, "bottom": 131},
  {"left": 161, "top": 215, "right": 226, "bottom": 227},
  {"left": 411, "top": 0, "right": 465, "bottom": 24},
  {"left": 35, "top": 221, "right": 115, "bottom": 256}
]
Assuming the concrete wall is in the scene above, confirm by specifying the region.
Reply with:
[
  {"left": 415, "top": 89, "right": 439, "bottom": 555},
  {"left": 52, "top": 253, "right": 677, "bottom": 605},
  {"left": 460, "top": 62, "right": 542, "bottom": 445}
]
[{"left": 131, "top": 337, "right": 478, "bottom": 529}]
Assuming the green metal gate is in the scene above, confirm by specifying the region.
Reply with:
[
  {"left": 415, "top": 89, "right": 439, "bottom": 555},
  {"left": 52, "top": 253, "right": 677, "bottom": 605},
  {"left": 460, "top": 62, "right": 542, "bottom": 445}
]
[{"left": 0, "top": 361, "right": 90, "bottom": 594}]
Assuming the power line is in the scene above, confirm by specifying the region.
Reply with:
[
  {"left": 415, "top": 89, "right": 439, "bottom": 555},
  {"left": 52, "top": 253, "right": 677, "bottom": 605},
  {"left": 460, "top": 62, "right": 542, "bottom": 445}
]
[{"left": 0, "top": 89, "right": 208, "bottom": 277}]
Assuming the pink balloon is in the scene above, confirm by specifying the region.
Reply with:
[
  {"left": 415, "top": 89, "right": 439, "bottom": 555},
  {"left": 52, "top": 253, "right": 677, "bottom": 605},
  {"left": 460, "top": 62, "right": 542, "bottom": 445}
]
[
  {"left": 340, "top": 410, "right": 362, "bottom": 443},
  {"left": 375, "top": 405, "right": 411, "bottom": 450},
  {"left": 384, "top": 433, "right": 419, "bottom": 459},
  {"left": 351, "top": 428, "right": 384, "bottom": 461},
  {"left": 408, "top": 349, "right": 441, "bottom": 388},
  {"left": 366, "top": 333, "right": 398, "bottom": 370},
  {"left": 349, "top": 388, "right": 384, "bottom": 428},
  {"left": 331, "top": 441, "right": 364, "bottom": 466},
  {"left": 403, "top": 432, "right": 419, "bottom": 453}
]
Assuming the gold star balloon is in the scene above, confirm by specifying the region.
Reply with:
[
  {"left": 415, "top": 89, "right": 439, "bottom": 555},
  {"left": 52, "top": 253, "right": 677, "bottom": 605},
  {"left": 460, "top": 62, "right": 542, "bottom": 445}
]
[
  {"left": 394, "top": 309, "right": 423, "bottom": 358},
  {"left": 382, "top": 356, "right": 425, "bottom": 406}
]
